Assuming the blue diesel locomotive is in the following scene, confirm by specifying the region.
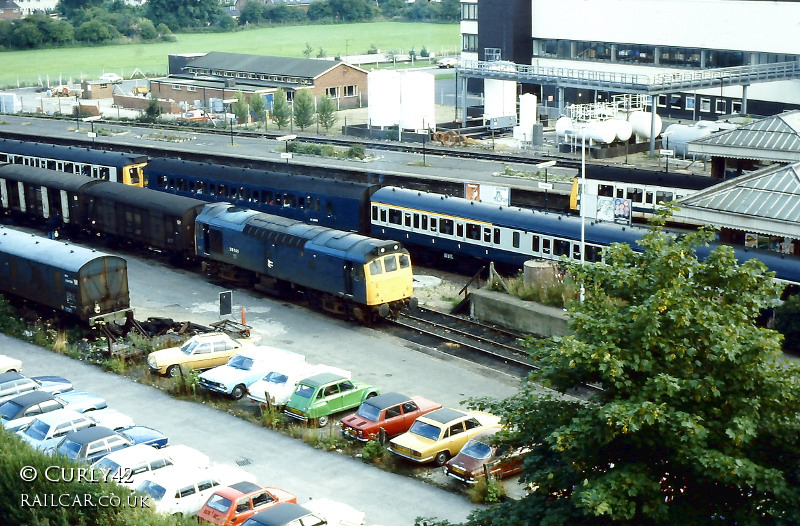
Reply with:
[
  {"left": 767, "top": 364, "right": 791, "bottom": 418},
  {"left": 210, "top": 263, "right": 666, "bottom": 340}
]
[{"left": 196, "top": 203, "right": 415, "bottom": 323}]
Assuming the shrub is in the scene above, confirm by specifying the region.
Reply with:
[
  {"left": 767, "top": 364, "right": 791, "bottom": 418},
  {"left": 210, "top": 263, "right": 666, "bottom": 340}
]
[
  {"left": 466, "top": 476, "right": 507, "bottom": 504},
  {"left": 362, "top": 439, "right": 388, "bottom": 462},
  {"left": 347, "top": 144, "right": 366, "bottom": 159},
  {"left": 259, "top": 405, "right": 285, "bottom": 429}
]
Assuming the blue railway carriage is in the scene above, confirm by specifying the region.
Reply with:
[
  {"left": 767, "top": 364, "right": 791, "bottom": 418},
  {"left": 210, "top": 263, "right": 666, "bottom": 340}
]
[
  {"left": 195, "top": 203, "right": 415, "bottom": 323},
  {"left": 0, "top": 227, "right": 130, "bottom": 325},
  {"left": 370, "top": 186, "right": 647, "bottom": 269},
  {"left": 0, "top": 139, "right": 147, "bottom": 187},
  {"left": 569, "top": 165, "right": 718, "bottom": 221},
  {"left": 144, "top": 158, "right": 376, "bottom": 234}
]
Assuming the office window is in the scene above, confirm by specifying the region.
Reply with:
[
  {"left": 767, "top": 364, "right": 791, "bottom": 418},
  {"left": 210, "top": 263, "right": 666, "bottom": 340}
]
[
  {"left": 460, "top": 3, "right": 477, "bottom": 20},
  {"left": 700, "top": 98, "right": 711, "bottom": 112},
  {"left": 462, "top": 34, "right": 478, "bottom": 53},
  {"left": 686, "top": 96, "right": 695, "bottom": 111},
  {"left": 716, "top": 99, "right": 727, "bottom": 113}
]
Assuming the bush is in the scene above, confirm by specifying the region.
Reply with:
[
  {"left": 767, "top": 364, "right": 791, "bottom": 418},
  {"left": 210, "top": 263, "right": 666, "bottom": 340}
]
[
  {"left": 466, "top": 476, "right": 507, "bottom": 504},
  {"left": 347, "top": 144, "right": 366, "bottom": 159},
  {"left": 362, "top": 439, "right": 388, "bottom": 462}
]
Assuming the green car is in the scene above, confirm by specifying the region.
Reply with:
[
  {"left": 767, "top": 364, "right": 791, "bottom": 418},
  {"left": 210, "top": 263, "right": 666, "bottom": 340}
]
[{"left": 284, "top": 372, "right": 379, "bottom": 428}]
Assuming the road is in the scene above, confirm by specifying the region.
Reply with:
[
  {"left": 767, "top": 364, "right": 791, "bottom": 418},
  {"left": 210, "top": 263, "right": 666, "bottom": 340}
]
[{"left": 2, "top": 232, "right": 524, "bottom": 525}]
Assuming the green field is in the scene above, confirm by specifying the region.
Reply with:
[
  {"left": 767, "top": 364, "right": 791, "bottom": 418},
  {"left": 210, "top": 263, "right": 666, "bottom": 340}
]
[{"left": 0, "top": 22, "right": 458, "bottom": 88}]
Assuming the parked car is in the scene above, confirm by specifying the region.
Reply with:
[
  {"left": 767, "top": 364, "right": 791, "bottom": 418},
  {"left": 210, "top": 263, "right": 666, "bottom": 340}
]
[
  {"left": 247, "top": 363, "right": 351, "bottom": 409},
  {"left": 50, "top": 426, "right": 135, "bottom": 464},
  {"left": 92, "top": 443, "right": 209, "bottom": 489},
  {"left": 340, "top": 392, "right": 442, "bottom": 443},
  {"left": 239, "top": 503, "right": 326, "bottom": 526},
  {"left": 0, "top": 371, "right": 72, "bottom": 403},
  {"left": 98, "top": 73, "right": 123, "bottom": 84},
  {"left": 197, "top": 481, "right": 296, "bottom": 525},
  {"left": 0, "top": 354, "right": 22, "bottom": 373},
  {"left": 17, "top": 409, "right": 97, "bottom": 451},
  {"left": 437, "top": 57, "right": 459, "bottom": 68},
  {"left": 388, "top": 408, "right": 501, "bottom": 466},
  {"left": 284, "top": 373, "right": 379, "bottom": 428},
  {"left": 87, "top": 408, "right": 136, "bottom": 430},
  {"left": 444, "top": 428, "right": 524, "bottom": 484},
  {"left": 199, "top": 346, "right": 305, "bottom": 400},
  {"left": 1, "top": 390, "right": 107, "bottom": 432},
  {"left": 147, "top": 332, "right": 253, "bottom": 377},
  {"left": 136, "top": 465, "right": 256, "bottom": 517},
  {"left": 118, "top": 425, "right": 169, "bottom": 449}
]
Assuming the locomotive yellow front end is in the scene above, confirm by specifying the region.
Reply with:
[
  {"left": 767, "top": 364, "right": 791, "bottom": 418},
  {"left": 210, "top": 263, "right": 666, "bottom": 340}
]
[{"left": 361, "top": 249, "right": 416, "bottom": 321}]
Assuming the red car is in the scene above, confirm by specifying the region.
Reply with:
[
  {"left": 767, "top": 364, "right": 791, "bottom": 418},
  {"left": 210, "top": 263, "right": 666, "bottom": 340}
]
[
  {"left": 197, "top": 481, "right": 296, "bottom": 526},
  {"left": 340, "top": 392, "right": 442, "bottom": 442},
  {"left": 444, "top": 428, "right": 524, "bottom": 484}
]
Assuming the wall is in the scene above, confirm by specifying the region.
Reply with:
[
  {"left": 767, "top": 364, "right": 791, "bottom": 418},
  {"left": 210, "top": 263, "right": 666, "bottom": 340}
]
[
  {"left": 469, "top": 288, "right": 568, "bottom": 337},
  {"left": 112, "top": 95, "right": 182, "bottom": 114},
  {"left": 312, "top": 63, "right": 368, "bottom": 109}
]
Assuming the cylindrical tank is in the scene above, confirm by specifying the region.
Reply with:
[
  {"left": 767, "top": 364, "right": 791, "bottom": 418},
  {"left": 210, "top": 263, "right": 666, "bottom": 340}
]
[
  {"left": 555, "top": 116, "right": 573, "bottom": 138},
  {"left": 484, "top": 79, "right": 517, "bottom": 121},
  {"left": 367, "top": 70, "right": 401, "bottom": 127},
  {"left": 585, "top": 120, "right": 617, "bottom": 144},
  {"left": 398, "top": 71, "right": 435, "bottom": 131},
  {"left": 613, "top": 119, "right": 633, "bottom": 142},
  {"left": 629, "top": 111, "right": 663, "bottom": 139},
  {"left": 663, "top": 122, "right": 718, "bottom": 157},
  {"left": 518, "top": 93, "right": 538, "bottom": 130}
]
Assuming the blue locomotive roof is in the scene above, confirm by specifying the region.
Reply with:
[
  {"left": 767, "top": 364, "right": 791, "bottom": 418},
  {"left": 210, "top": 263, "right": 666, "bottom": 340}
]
[
  {"left": 145, "top": 158, "right": 374, "bottom": 198},
  {"left": 196, "top": 203, "right": 263, "bottom": 231},
  {"left": 0, "top": 227, "right": 122, "bottom": 273},
  {"left": 372, "top": 186, "right": 647, "bottom": 248},
  {"left": 0, "top": 164, "right": 102, "bottom": 192},
  {"left": 0, "top": 139, "right": 147, "bottom": 168}
]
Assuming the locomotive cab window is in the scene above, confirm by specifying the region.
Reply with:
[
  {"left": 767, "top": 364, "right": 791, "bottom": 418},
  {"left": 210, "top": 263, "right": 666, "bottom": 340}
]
[
  {"left": 399, "top": 254, "right": 410, "bottom": 268},
  {"left": 369, "top": 260, "right": 383, "bottom": 275},
  {"left": 384, "top": 255, "right": 397, "bottom": 272},
  {"left": 597, "top": 184, "right": 614, "bottom": 197}
]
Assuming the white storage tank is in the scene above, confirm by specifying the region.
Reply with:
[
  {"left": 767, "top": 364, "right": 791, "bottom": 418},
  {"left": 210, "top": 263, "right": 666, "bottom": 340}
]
[
  {"left": 484, "top": 79, "right": 517, "bottom": 122},
  {"left": 585, "top": 120, "right": 617, "bottom": 144},
  {"left": 629, "top": 111, "right": 663, "bottom": 139},
  {"left": 555, "top": 116, "right": 573, "bottom": 138},
  {"left": 399, "top": 71, "right": 435, "bottom": 131},
  {"left": 368, "top": 70, "right": 401, "bottom": 127},
  {"left": 518, "top": 93, "right": 538, "bottom": 130},
  {"left": 613, "top": 119, "right": 633, "bottom": 142},
  {"left": 663, "top": 121, "right": 726, "bottom": 157}
]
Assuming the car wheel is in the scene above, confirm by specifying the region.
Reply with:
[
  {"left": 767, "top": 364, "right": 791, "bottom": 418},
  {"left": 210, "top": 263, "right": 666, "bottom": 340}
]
[
  {"left": 434, "top": 451, "right": 449, "bottom": 467},
  {"left": 366, "top": 392, "right": 378, "bottom": 399},
  {"left": 231, "top": 384, "right": 246, "bottom": 400},
  {"left": 166, "top": 365, "right": 180, "bottom": 378},
  {"left": 317, "top": 415, "right": 329, "bottom": 428}
]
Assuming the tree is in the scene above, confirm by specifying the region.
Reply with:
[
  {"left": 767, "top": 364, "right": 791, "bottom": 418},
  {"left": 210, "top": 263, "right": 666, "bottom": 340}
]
[
  {"left": 75, "top": 19, "right": 117, "bottom": 43},
  {"left": 379, "top": 0, "right": 407, "bottom": 18},
  {"left": 146, "top": 0, "right": 222, "bottom": 31},
  {"left": 457, "top": 220, "right": 800, "bottom": 526},
  {"left": 231, "top": 91, "right": 249, "bottom": 125},
  {"left": 142, "top": 98, "right": 160, "bottom": 122},
  {"left": 302, "top": 42, "right": 313, "bottom": 59},
  {"left": 249, "top": 94, "right": 266, "bottom": 126},
  {"left": 316, "top": 96, "right": 337, "bottom": 132},
  {"left": 271, "top": 88, "right": 291, "bottom": 129},
  {"left": 440, "top": 0, "right": 461, "bottom": 21},
  {"left": 292, "top": 89, "right": 315, "bottom": 130},
  {"left": 776, "top": 294, "right": 800, "bottom": 353},
  {"left": 327, "top": 0, "right": 377, "bottom": 21},
  {"left": 239, "top": 0, "right": 268, "bottom": 25}
]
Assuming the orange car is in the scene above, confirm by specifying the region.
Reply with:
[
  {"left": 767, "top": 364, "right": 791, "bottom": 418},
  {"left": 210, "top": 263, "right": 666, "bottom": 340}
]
[{"left": 197, "top": 481, "right": 296, "bottom": 526}]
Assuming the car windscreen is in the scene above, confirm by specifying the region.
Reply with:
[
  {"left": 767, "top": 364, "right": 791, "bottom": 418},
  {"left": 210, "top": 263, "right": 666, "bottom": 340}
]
[
  {"left": 228, "top": 355, "right": 254, "bottom": 371},
  {"left": 408, "top": 420, "right": 441, "bottom": 441},
  {"left": 57, "top": 438, "right": 83, "bottom": 459},
  {"left": 294, "top": 384, "right": 315, "bottom": 399},
  {"left": 460, "top": 439, "right": 493, "bottom": 459},
  {"left": 355, "top": 403, "right": 381, "bottom": 422},
  {"left": 263, "top": 372, "right": 288, "bottom": 385},
  {"left": 180, "top": 340, "right": 199, "bottom": 355},
  {"left": 137, "top": 480, "right": 167, "bottom": 501},
  {"left": 204, "top": 493, "right": 233, "bottom": 513},
  {"left": 24, "top": 419, "right": 50, "bottom": 441},
  {"left": 0, "top": 400, "right": 23, "bottom": 420}
]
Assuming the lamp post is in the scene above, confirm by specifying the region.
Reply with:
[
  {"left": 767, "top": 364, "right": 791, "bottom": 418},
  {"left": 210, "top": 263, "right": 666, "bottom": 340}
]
[
  {"left": 222, "top": 98, "right": 238, "bottom": 146},
  {"left": 661, "top": 131, "right": 675, "bottom": 173},
  {"left": 75, "top": 94, "right": 80, "bottom": 130},
  {"left": 566, "top": 129, "right": 588, "bottom": 302}
]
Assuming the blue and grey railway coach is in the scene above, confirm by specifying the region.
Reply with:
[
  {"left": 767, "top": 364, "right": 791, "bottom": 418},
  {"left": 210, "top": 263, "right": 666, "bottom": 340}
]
[
  {"left": 145, "top": 158, "right": 376, "bottom": 234},
  {"left": 0, "top": 139, "right": 147, "bottom": 187},
  {"left": 0, "top": 227, "right": 130, "bottom": 325},
  {"left": 370, "top": 186, "right": 646, "bottom": 268},
  {"left": 196, "top": 203, "right": 414, "bottom": 322}
]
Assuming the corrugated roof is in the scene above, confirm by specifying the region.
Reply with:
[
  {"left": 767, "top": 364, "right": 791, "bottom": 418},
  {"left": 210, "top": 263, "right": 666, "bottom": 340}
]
[
  {"left": 186, "top": 52, "right": 341, "bottom": 80},
  {"left": 678, "top": 162, "right": 800, "bottom": 224},
  {"left": 691, "top": 110, "right": 800, "bottom": 153}
]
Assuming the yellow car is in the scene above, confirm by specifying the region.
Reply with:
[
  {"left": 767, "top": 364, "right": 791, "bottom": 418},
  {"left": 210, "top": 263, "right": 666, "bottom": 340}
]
[
  {"left": 147, "top": 333, "right": 252, "bottom": 377},
  {"left": 388, "top": 408, "right": 501, "bottom": 466}
]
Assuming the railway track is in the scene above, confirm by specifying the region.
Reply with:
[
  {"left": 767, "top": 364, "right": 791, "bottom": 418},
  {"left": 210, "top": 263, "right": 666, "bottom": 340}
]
[{"left": 388, "top": 306, "right": 604, "bottom": 400}]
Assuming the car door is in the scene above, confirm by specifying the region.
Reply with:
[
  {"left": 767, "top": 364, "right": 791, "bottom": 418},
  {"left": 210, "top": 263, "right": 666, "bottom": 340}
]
[
  {"left": 400, "top": 401, "right": 419, "bottom": 433},
  {"left": 316, "top": 383, "right": 340, "bottom": 416},
  {"left": 175, "top": 482, "right": 198, "bottom": 516},
  {"left": 337, "top": 380, "right": 360, "bottom": 411},
  {"left": 189, "top": 343, "right": 213, "bottom": 370},
  {"left": 85, "top": 439, "right": 110, "bottom": 462},
  {"left": 383, "top": 404, "right": 404, "bottom": 436},
  {"left": 444, "top": 421, "right": 467, "bottom": 455}
]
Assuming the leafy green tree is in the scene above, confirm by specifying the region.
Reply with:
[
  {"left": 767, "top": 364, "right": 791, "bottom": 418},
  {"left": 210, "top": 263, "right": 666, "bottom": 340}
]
[
  {"left": 302, "top": 42, "right": 313, "bottom": 58},
  {"left": 216, "top": 13, "right": 236, "bottom": 31},
  {"left": 292, "top": 89, "right": 315, "bottom": 130},
  {"left": 75, "top": 19, "right": 118, "bottom": 43},
  {"left": 458, "top": 221, "right": 800, "bottom": 526},
  {"left": 271, "top": 88, "right": 291, "bottom": 129},
  {"left": 379, "top": 0, "right": 407, "bottom": 18},
  {"left": 55, "top": 0, "right": 104, "bottom": 19},
  {"left": 440, "top": 0, "right": 461, "bottom": 21},
  {"left": 139, "top": 18, "right": 158, "bottom": 40},
  {"left": 316, "top": 48, "right": 327, "bottom": 58},
  {"left": 307, "top": 0, "right": 333, "bottom": 21},
  {"left": 249, "top": 94, "right": 267, "bottom": 124},
  {"left": 407, "top": 0, "right": 441, "bottom": 21},
  {"left": 155, "top": 22, "right": 175, "bottom": 41},
  {"left": 142, "top": 98, "right": 160, "bottom": 122},
  {"left": 265, "top": 4, "right": 307, "bottom": 24},
  {"left": 13, "top": 21, "right": 44, "bottom": 48},
  {"left": 316, "top": 96, "right": 337, "bottom": 132},
  {"left": 146, "top": 0, "right": 221, "bottom": 31},
  {"left": 327, "top": 0, "right": 377, "bottom": 22},
  {"left": 239, "top": 0, "right": 268, "bottom": 25},
  {"left": 232, "top": 91, "right": 248, "bottom": 125}
]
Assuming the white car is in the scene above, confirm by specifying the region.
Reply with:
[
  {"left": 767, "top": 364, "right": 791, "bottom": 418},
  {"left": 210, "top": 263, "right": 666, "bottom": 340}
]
[
  {"left": 247, "top": 363, "right": 351, "bottom": 409},
  {"left": 17, "top": 409, "right": 96, "bottom": 451},
  {"left": 135, "top": 464, "right": 256, "bottom": 517},
  {"left": 1, "top": 390, "right": 107, "bottom": 432},
  {"left": 98, "top": 73, "right": 123, "bottom": 84},
  {"left": 92, "top": 443, "right": 209, "bottom": 489},
  {"left": 437, "top": 57, "right": 459, "bottom": 68},
  {"left": 198, "top": 346, "right": 305, "bottom": 400},
  {"left": 0, "top": 355, "right": 21, "bottom": 373},
  {"left": 304, "top": 498, "right": 366, "bottom": 526}
]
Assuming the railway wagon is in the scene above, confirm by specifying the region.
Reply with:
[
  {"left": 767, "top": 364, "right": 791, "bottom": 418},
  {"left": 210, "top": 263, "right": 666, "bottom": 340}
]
[
  {"left": 0, "top": 139, "right": 147, "bottom": 187},
  {"left": 144, "top": 158, "right": 376, "bottom": 234},
  {"left": 0, "top": 227, "right": 130, "bottom": 325},
  {"left": 569, "top": 165, "right": 719, "bottom": 221},
  {"left": 196, "top": 203, "right": 415, "bottom": 323}
]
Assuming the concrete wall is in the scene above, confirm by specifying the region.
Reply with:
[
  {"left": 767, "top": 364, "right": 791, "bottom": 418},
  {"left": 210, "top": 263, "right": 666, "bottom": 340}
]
[
  {"left": 469, "top": 288, "right": 568, "bottom": 337},
  {"left": 112, "top": 95, "right": 182, "bottom": 114}
]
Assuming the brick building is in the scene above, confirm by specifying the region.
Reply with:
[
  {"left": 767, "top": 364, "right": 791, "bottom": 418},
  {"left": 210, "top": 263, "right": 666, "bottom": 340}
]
[
  {"left": 149, "top": 52, "right": 368, "bottom": 114},
  {"left": 0, "top": 0, "right": 21, "bottom": 19}
]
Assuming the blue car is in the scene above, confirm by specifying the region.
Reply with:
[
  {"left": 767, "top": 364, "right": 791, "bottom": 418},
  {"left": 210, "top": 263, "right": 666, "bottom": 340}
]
[{"left": 1, "top": 390, "right": 107, "bottom": 432}]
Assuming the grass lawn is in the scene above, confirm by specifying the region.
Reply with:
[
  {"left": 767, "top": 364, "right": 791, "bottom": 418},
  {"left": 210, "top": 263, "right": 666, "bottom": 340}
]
[{"left": 0, "top": 22, "right": 458, "bottom": 88}]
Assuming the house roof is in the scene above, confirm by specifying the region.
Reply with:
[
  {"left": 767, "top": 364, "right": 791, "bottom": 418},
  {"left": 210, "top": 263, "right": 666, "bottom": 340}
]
[
  {"left": 186, "top": 52, "right": 347, "bottom": 80},
  {"left": 689, "top": 110, "right": 800, "bottom": 163},
  {"left": 0, "top": 0, "right": 20, "bottom": 9}
]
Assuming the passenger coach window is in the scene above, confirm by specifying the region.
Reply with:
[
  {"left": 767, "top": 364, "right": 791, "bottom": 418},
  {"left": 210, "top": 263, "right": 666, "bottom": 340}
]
[
  {"left": 384, "top": 256, "right": 397, "bottom": 272},
  {"left": 627, "top": 187, "right": 643, "bottom": 203},
  {"left": 586, "top": 246, "right": 603, "bottom": 263},
  {"left": 388, "top": 209, "right": 402, "bottom": 225},
  {"left": 380, "top": 209, "right": 387, "bottom": 222},
  {"left": 100, "top": 167, "right": 110, "bottom": 180},
  {"left": 532, "top": 235, "right": 540, "bottom": 252},
  {"left": 598, "top": 184, "right": 614, "bottom": 197},
  {"left": 467, "top": 224, "right": 480, "bottom": 240},
  {"left": 554, "top": 240, "right": 570, "bottom": 256},
  {"left": 542, "top": 239, "right": 551, "bottom": 255},
  {"left": 404, "top": 213, "right": 411, "bottom": 227},
  {"left": 656, "top": 191, "right": 673, "bottom": 203},
  {"left": 430, "top": 218, "right": 437, "bottom": 232},
  {"left": 456, "top": 224, "right": 463, "bottom": 237},
  {"left": 441, "top": 219, "right": 454, "bottom": 235},
  {"left": 262, "top": 191, "right": 273, "bottom": 205},
  {"left": 369, "top": 260, "right": 383, "bottom": 275},
  {"left": 413, "top": 214, "right": 419, "bottom": 229},
  {"left": 372, "top": 206, "right": 378, "bottom": 220},
  {"left": 645, "top": 191, "right": 653, "bottom": 204},
  {"left": 493, "top": 228, "right": 500, "bottom": 244},
  {"left": 513, "top": 232, "right": 520, "bottom": 248},
  {"left": 483, "top": 228, "right": 491, "bottom": 242},
  {"left": 422, "top": 216, "right": 428, "bottom": 230}
]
